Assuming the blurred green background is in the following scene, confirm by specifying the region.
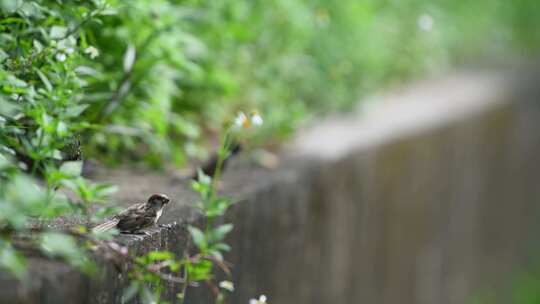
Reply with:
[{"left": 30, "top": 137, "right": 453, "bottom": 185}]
[{"left": 2, "top": 0, "right": 539, "bottom": 167}]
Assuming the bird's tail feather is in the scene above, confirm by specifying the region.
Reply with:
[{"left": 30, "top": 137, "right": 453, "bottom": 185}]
[{"left": 92, "top": 219, "right": 119, "bottom": 233}]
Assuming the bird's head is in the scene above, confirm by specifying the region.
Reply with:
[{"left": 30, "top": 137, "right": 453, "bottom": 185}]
[{"left": 147, "top": 193, "right": 170, "bottom": 208}]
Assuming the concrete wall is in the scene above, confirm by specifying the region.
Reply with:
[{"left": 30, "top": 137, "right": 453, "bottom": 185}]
[
  {"left": 224, "top": 71, "right": 540, "bottom": 304},
  {"left": 2, "top": 70, "right": 540, "bottom": 303}
]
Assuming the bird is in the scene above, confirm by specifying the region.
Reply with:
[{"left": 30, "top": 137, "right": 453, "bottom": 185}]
[{"left": 92, "top": 194, "right": 171, "bottom": 234}]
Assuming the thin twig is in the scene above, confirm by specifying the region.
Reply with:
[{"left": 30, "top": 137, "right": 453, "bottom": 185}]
[
  {"left": 54, "top": 7, "right": 105, "bottom": 41},
  {"left": 178, "top": 248, "right": 191, "bottom": 304},
  {"left": 97, "top": 24, "right": 173, "bottom": 121},
  {"left": 205, "top": 279, "right": 220, "bottom": 299}
]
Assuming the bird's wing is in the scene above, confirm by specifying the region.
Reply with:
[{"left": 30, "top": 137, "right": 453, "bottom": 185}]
[
  {"left": 116, "top": 208, "right": 156, "bottom": 232},
  {"left": 116, "top": 202, "right": 145, "bottom": 217},
  {"left": 91, "top": 202, "right": 144, "bottom": 233},
  {"left": 92, "top": 218, "right": 120, "bottom": 233}
]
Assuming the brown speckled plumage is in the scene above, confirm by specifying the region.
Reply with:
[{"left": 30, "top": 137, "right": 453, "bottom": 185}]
[{"left": 92, "top": 194, "right": 170, "bottom": 234}]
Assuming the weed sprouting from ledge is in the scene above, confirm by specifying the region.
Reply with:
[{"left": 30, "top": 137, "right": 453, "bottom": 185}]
[{"left": 123, "top": 111, "right": 265, "bottom": 303}]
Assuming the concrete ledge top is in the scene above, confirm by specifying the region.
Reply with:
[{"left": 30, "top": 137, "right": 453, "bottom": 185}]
[{"left": 291, "top": 71, "right": 512, "bottom": 160}]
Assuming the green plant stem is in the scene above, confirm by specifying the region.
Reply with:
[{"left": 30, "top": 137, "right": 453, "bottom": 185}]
[
  {"left": 30, "top": 130, "right": 45, "bottom": 176},
  {"left": 56, "top": 8, "right": 104, "bottom": 41},
  {"left": 97, "top": 25, "right": 173, "bottom": 121},
  {"left": 206, "top": 130, "right": 233, "bottom": 234},
  {"left": 178, "top": 250, "right": 191, "bottom": 304},
  {"left": 210, "top": 131, "right": 232, "bottom": 196}
]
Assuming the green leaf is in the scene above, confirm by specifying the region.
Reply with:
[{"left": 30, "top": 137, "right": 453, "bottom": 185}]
[
  {"left": 122, "top": 281, "right": 140, "bottom": 304},
  {"left": 59, "top": 161, "right": 83, "bottom": 177},
  {"left": 147, "top": 251, "right": 174, "bottom": 261},
  {"left": 100, "top": 8, "right": 118, "bottom": 16},
  {"left": 187, "top": 226, "right": 207, "bottom": 250},
  {"left": 0, "top": 153, "right": 11, "bottom": 170},
  {"left": 210, "top": 224, "right": 233, "bottom": 243},
  {"left": 196, "top": 169, "right": 212, "bottom": 186},
  {"left": 19, "top": 2, "right": 44, "bottom": 18},
  {"left": 0, "top": 49, "right": 7, "bottom": 62},
  {"left": 0, "top": 99, "right": 20, "bottom": 116},
  {"left": 171, "top": 114, "right": 200, "bottom": 138},
  {"left": 40, "top": 233, "right": 79, "bottom": 258},
  {"left": 213, "top": 243, "right": 231, "bottom": 252},
  {"left": 6, "top": 75, "right": 27, "bottom": 88},
  {"left": 50, "top": 26, "right": 67, "bottom": 39},
  {"left": 65, "top": 104, "right": 89, "bottom": 117},
  {"left": 191, "top": 180, "right": 210, "bottom": 199},
  {"left": 93, "top": 183, "right": 118, "bottom": 202},
  {"left": 6, "top": 175, "right": 46, "bottom": 215},
  {"left": 35, "top": 69, "right": 52, "bottom": 92},
  {"left": 186, "top": 259, "right": 212, "bottom": 282},
  {"left": 56, "top": 121, "right": 68, "bottom": 137},
  {"left": 33, "top": 40, "right": 44, "bottom": 52},
  {"left": 209, "top": 249, "right": 223, "bottom": 262},
  {"left": 40, "top": 112, "right": 52, "bottom": 131},
  {"left": 40, "top": 232, "right": 95, "bottom": 274},
  {"left": 0, "top": 0, "right": 19, "bottom": 12},
  {"left": 169, "top": 260, "right": 180, "bottom": 272},
  {"left": 140, "top": 286, "right": 157, "bottom": 304},
  {"left": 206, "top": 198, "right": 231, "bottom": 218},
  {"left": 123, "top": 44, "right": 136, "bottom": 73},
  {"left": 0, "top": 243, "right": 26, "bottom": 280}
]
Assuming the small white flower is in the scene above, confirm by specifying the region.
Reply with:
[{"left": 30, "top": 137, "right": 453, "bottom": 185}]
[
  {"left": 234, "top": 111, "right": 249, "bottom": 129},
  {"left": 55, "top": 52, "right": 67, "bottom": 62},
  {"left": 219, "top": 280, "right": 234, "bottom": 292},
  {"left": 65, "top": 47, "right": 75, "bottom": 55},
  {"left": 85, "top": 46, "right": 99, "bottom": 59},
  {"left": 417, "top": 14, "right": 434, "bottom": 32},
  {"left": 250, "top": 111, "right": 263, "bottom": 126},
  {"left": 233, "top": 110, "right": 263, "bottom": 129},
  {"left": 249, "top": 295, "right": 267, "bottom": 304}
]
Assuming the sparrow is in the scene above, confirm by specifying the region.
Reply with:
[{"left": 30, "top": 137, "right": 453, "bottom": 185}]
[{"left": 92, "top": 194, "right": 171, "bottom": 234}]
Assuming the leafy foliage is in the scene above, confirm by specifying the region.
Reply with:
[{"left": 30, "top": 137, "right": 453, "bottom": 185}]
[
  {"left": 2, "top": 0, "right": 540, "bottom": 166},
  {"left": 0, "top": 0, "right": 118, "bottom": 281}
]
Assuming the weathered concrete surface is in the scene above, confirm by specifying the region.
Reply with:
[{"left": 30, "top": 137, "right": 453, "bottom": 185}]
[
  {"left": 2, "top": 69, "right": 540, "bottom": 304},
  {"left": 226, "top": 69, "right": 540, "bottom": 304}
]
